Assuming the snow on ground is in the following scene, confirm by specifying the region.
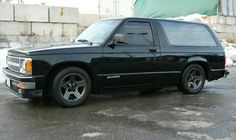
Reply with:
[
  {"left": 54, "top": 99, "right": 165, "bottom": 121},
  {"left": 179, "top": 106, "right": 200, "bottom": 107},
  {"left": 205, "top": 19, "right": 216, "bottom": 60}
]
[
  {"left": 0, "top": 48, "right": 9, "bottom": 83},
  {"left": 81, "top": 132, "right": 105, "bottom": 138},
  {"left": 222, "top": 41, "right": 236, "bottom": 67}
]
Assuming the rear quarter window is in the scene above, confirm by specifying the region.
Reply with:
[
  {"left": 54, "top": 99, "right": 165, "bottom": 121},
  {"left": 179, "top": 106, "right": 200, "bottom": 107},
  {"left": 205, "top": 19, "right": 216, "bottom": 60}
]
[{"left": 159, "top": 21, "right": 217, "bottom": 47}]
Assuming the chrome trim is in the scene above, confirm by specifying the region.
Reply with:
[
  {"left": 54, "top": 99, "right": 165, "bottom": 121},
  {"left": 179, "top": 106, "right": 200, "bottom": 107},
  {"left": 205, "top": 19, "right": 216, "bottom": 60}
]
[
  {"left": 98, "top": 71, "right": 181, "bottom": 77},
  {"left": 3, "top": 68, "right": 33, "bottom": 79},
  {"left": 3, "top": 68, "right": 44, "bottom": 79},
  {"left": 211, "top": 69, "right": 226, "bottom": 72},
  {"left": 9, "top": 63, "right": 20, "bottom": 67},
  {"left": 7, "top": 55, "right": 20, "bottom": 73}
]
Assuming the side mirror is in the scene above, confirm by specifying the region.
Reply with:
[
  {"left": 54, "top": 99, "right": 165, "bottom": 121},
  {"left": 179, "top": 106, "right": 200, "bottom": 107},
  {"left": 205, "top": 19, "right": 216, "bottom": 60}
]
[
  {"left": 109, "top": 34, "right": 125, "bottom": 48},
  {"left": 114, "top": 34, "right": 125, "bottom": 44}
]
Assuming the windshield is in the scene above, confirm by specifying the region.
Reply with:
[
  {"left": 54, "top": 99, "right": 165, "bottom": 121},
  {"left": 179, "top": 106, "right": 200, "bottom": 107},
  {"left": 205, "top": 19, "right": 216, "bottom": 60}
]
[{"left": 75, "top": 20, "right": 121, "bottom": 45}]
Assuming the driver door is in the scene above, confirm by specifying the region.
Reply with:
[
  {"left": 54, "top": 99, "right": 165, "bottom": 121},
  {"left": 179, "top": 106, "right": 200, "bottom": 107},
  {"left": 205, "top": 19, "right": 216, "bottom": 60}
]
[{"left": 101, "top": 20, "right": 161, "bottom": 88}]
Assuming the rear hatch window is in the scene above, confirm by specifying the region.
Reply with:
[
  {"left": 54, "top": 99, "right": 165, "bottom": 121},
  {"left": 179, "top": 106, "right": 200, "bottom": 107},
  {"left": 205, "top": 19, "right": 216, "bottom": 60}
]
[{"left": 159, "top": 21, "right": 217, "bottom": 47}]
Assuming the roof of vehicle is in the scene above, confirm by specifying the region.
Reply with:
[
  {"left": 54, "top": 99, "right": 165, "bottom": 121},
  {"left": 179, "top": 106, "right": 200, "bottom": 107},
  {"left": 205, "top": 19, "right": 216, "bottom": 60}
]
[{"left": 101, "top": 17, "right": 207, "bottom": 26}]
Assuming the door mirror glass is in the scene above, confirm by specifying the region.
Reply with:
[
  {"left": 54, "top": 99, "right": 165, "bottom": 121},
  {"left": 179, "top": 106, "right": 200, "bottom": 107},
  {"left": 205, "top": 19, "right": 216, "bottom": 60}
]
[
  {"left": 114, "top": 34, "right": 125, "bottom": 43},
  {"left": 108, "top": 34, "right": 125, "bottom": 48}
]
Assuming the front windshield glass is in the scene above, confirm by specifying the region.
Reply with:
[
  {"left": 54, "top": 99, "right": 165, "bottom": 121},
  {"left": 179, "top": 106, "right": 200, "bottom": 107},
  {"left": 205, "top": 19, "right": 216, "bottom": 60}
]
[{"left": 75, "top": 20, "right": 121, "bottom": 45}]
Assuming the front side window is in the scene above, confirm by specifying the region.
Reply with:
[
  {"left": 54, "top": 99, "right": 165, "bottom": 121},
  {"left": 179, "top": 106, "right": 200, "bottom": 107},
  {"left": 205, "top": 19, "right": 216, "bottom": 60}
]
[
  {"left": 159, "top": 21, "right": 217, "bottom": 47},
  {"left": 118, "top": 22, "right": 154, "bottom": 46}
]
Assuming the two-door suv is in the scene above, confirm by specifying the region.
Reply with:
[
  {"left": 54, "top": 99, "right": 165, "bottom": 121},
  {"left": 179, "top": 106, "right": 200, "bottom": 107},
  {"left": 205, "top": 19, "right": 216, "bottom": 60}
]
[{"left": 3, "top": 17, "right": 229, "bottom": 107}]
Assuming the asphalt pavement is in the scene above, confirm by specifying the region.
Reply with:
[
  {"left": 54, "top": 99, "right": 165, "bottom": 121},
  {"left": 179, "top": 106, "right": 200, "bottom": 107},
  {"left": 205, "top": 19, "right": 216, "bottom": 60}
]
[{"left": 0, "top": 67, "right": 236, "bottom": 140}]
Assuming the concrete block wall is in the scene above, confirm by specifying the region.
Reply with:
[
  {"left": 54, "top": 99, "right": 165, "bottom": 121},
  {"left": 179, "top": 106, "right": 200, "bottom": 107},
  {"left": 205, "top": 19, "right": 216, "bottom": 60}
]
[
  {"left": 15, "top": 4, "right": 48, "bottom": 22},
  {"left": 50, "top": 7, "right": 79, "bottom": 23},
  {"left": 0, "top": 3, "right": 13, "bottom": 21},
  {"left": 206, "top": 16, "right": 236, "bottom": 43},
  {"left": 0, "top": 3, "right": 109, "bottom": 48}
]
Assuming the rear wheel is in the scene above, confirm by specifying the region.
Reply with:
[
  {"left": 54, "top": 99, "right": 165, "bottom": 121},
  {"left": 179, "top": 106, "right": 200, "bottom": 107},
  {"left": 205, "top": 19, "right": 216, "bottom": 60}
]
[
  {"left": 178, "top": 64, "right": 205, "bottom": 94},
  {"left": 52, "top": 67, "right": 91, "bottom": 107}
]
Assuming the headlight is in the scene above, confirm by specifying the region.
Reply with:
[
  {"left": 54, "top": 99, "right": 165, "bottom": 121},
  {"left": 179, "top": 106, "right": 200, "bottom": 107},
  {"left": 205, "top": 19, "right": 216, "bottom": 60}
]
[{"left": 19, "top": 58, "right": 32, "bottom": 75}]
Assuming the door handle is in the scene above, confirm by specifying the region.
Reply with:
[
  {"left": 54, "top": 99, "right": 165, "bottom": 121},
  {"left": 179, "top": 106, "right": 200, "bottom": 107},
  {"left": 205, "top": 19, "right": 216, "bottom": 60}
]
[{"left": 148, "top": 47, "right": 159, "bottom": 52}]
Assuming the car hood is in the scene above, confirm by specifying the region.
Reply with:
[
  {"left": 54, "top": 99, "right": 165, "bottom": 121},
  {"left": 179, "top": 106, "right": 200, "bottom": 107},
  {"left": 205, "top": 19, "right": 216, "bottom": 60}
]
[{"left": 8, "top": 43, "right": 101, "bottom": 56}]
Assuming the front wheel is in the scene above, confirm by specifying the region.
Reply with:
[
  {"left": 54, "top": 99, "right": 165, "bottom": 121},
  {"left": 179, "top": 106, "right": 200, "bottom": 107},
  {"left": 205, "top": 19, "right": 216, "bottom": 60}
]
[
  {"left": 178, "top": 64, "right": 205, "bottom": 94},
  {"left": 52, "top": 67, "right": 91, "bottom": 107}
]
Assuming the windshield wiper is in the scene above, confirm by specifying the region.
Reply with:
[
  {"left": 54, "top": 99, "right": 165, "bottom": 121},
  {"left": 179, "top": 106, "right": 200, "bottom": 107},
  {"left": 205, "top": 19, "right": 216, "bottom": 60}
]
[{"left": 76, "top": 39, "right": 93, "bottom": 45}]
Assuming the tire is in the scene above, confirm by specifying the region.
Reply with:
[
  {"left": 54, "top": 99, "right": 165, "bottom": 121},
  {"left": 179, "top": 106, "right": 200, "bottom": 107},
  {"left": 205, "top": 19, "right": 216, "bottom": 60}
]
[
  {"left": 178, "top": 64, "right": 205, "bottom": 94},
  {"left": 52, "top": 67, "right": 91, "bottom": 107}
]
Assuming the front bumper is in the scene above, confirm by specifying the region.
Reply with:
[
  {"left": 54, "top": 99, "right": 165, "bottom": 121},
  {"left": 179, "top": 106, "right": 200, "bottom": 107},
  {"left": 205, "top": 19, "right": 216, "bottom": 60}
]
[{"left": 3, "top": 67, "right": 45, "bottom": 98}]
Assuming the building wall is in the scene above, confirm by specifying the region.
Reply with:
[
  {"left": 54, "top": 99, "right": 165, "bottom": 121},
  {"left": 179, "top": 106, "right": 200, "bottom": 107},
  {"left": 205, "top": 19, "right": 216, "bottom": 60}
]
[
  {"left": 206, "top": 0, "right": 236, "bottom": 42},
  {"left": 0, "top": 3, "right": 108, "bottom": 48}
]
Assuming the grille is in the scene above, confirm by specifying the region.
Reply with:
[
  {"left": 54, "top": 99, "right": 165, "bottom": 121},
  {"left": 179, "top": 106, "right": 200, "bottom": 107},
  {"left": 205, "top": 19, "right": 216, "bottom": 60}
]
[{"left": 7, "top": 56, "right": 20, "bottom": 73}]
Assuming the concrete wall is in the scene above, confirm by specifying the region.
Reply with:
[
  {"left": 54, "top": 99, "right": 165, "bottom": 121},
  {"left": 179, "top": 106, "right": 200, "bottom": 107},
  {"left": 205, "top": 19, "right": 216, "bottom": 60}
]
[
  {"left": 0, "top": 3, "right": 108, "bottom": 48},
  {"left": 203, "top": 0, "right": 236, "bottom": 43},
  {"left": 206, "top": 16, "right": 236, "bottom": 43}
]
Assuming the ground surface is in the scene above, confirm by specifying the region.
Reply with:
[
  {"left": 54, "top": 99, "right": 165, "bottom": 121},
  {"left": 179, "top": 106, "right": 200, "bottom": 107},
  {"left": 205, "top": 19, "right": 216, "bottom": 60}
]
[{"left": 0, "top": 67, "right": 236, "bottom": 140}]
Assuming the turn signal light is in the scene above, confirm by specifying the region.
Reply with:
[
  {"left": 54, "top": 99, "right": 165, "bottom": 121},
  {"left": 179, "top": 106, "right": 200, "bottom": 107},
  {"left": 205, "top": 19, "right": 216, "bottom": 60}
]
[{"left": 25, "top": 59, "right": 32, "bottom": 74}]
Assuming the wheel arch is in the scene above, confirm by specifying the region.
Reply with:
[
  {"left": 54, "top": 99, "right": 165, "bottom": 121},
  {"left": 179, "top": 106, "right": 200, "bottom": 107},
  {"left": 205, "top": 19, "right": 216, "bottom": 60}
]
[
  {"left": 183, "top": 57, "right": 210, "bottom": 80},
  {"left": 46, "top": 61, "right": 97, "bottom": 92}
]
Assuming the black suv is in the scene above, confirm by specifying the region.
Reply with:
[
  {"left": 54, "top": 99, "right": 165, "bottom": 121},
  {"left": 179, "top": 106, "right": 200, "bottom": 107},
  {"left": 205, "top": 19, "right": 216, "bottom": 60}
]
[{"left": 3, "top": 17, "right": 229, "bottom": 107}]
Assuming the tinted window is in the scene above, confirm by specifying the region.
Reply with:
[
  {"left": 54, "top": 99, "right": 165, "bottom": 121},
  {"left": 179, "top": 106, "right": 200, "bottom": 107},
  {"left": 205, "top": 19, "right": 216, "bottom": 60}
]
[
  {"left": 118, "top": 22, "right": 154, "bottom": 46},
  {"left": 160, "top": 21, "right": 217, "bottom": 47}
]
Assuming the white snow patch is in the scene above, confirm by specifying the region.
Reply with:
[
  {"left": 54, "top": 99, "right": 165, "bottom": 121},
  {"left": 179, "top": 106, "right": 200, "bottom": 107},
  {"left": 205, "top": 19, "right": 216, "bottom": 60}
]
[
  {"left": 222, "top": 41, "right": 236, "bottom": 67},
  {"left": 81, "top": 132, "right": 104, "bottom": 138},
  {"left": 232, "top": 114, "right": 236, "bottom": 119},
  {"left": 171, "top": 13, "right": 207, "bottom": 23},
  {"left": 0, "top": 48, "right": 9, "bottom": 83},
  {"left": 158, "top": 121, "right": 214, "bottom": 130},
  {"left": 226, "top": 57, "right": 234, "bottom": 66},
  {"left": 177, "top": 131, "right": 230, "bottom": 140},
  {"left": 174, "top": 107, "right": 202, "bottom": 116},
  {"left": 9, "top": 42, "right": 21, "bottom": 48},
  {"left": 95, "top": 107, "right": 131, "bottom": 117}
]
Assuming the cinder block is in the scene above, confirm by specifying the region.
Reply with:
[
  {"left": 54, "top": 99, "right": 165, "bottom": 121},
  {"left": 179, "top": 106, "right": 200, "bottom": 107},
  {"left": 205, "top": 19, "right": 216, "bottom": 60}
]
[
  {"left": 216, "top": 16, "right": 226, "bottom": 24},
  {"left": 205, "top": 16, "right": 217, "bottom": 24},
  {"left": 226, "top": 17, "right": 236, "bottom": 25},
  {"left": 212, "top": 24, "right": 226, "bottom": 33},
  {"left": 15, "top": 4, "right": 48, "bottom": 22},
  {"left": 221, "top": 0, "right": 228, "bottom": 16},
  {"left": 63, "top": 24, "right": 78, "bottom": 37},
  {"left": 229, "top": 0, "right": 234, "bottom": 16},
  {"left": 50, "top": 6, "right": 79, "bottom": 23},
  {"left": 79, "top": 14, "right": 101, "bottom": 26},
  {"left": 225, "top": 25, "right": 236, "bottom": 34},
  {"left": 77, "top": 26, "right": 86, "bottom": 34},
  {"left": 0, "top": 21, "right": 31, "bottom": 36},
  {"left": 0, "top": 3, "right": 14, "bottom": 21},
  {"left": 32, "top": 23, "right": 62, "bottom": 37}
]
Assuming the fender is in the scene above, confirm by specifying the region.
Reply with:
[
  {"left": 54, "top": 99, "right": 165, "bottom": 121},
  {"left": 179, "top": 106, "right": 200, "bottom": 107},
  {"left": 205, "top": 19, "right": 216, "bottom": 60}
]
[{"left": 187, "top": 56, "right": 208, "bottom": 64}]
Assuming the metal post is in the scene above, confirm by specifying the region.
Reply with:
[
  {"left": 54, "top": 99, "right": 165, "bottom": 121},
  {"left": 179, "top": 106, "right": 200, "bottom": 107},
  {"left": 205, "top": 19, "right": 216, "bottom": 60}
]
[
  {"left": 113, "top": 0, "right": 120, "bottom": 17},
  {"left": 218, "top": 0, "right": 223, "bottom": 15},
  {"left": 98, "top": 0, "right": 101, "bottom": 19}
]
